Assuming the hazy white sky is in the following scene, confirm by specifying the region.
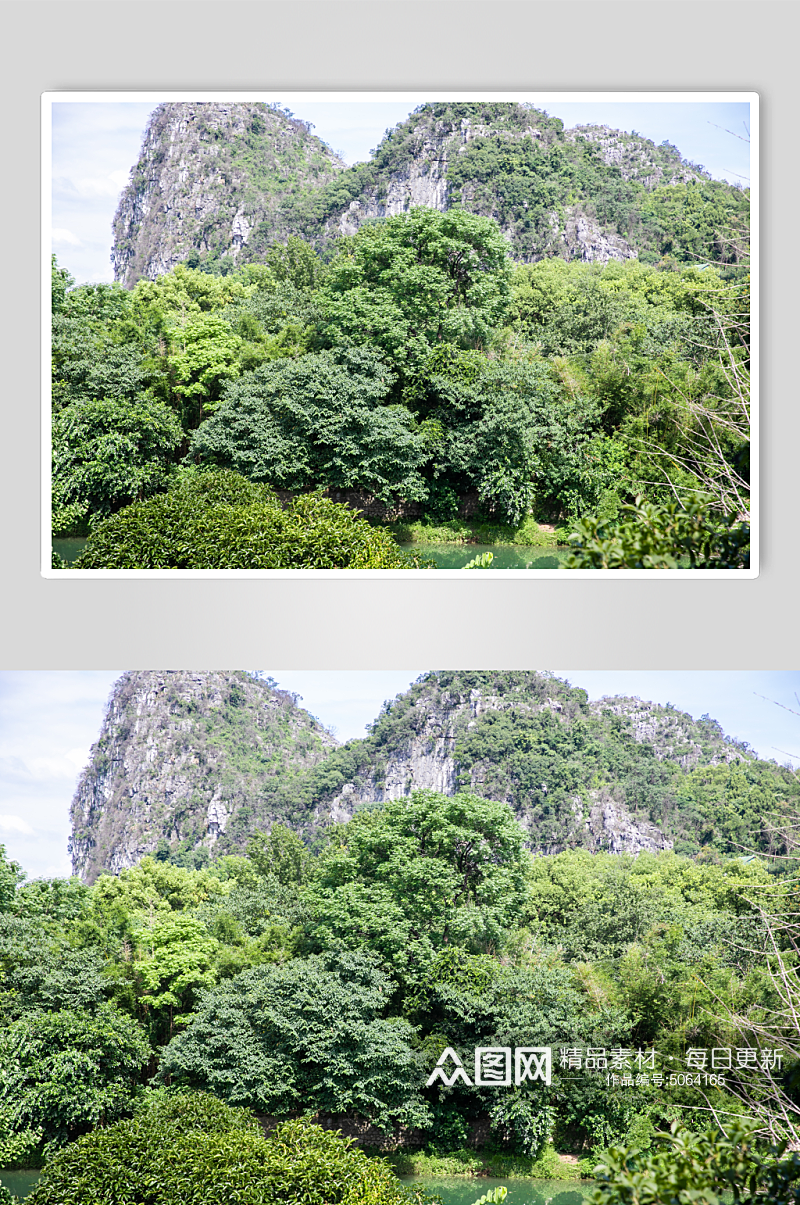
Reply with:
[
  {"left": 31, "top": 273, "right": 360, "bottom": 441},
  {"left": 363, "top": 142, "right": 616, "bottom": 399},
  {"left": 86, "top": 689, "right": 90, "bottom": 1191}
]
[
  {"left": 50, "top": 96, "right": 752, "bottom": 285},
  {"left": 0, "top": 670, "right": 795, "bottom": 881}
]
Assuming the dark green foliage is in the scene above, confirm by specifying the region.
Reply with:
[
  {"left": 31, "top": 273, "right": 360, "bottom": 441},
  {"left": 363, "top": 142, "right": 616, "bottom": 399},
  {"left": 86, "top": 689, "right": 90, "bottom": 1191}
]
[
  {"left": 0, "top": 1005, "right": 150, "bottom": 1148},
  {"left": 0, "top": 914, "right": 107, "bottom": 1019},
  {"left": 566, "top": 495, "right": 750, "bottom": 568},
  {"left": 161, "top": 951, "right": 430, "bottom": 1130},
  {"left": 191, "top": 349, "right": 430, "bottom": 501},
  {"left": 29, "top": 1097, "right": 429, "bottom": 1205},
  {"left": 52, "top": 396, "right": 184, "bottom": 535},
  {"left": 73, "top": 469, "right": 429, "bottom": 568},
  {"left": 413, "top": 350, "right": 601, "bottom": 523}
]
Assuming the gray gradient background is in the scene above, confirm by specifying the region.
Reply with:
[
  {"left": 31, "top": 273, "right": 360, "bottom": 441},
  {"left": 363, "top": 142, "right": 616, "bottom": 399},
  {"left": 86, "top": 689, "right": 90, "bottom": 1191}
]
[{"left": 1, "top": 0, "right": 795, "bottom": 670}]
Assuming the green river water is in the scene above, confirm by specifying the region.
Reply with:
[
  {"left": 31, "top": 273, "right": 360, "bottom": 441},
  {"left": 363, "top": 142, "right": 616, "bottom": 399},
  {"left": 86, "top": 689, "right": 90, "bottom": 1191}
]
[
  {"left": 52, "top": 538, "right": 570, "bottom": 569},
  {"left": 400, "top": 1177, "right": 591, "bottom": 1204},
  {"left": 0, "top": 1170, "right": 589, "bottom": 1203}
]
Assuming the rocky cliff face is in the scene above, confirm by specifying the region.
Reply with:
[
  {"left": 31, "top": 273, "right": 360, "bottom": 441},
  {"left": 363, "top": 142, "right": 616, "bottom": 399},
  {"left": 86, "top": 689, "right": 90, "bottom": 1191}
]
[
  {"left": 112, "top": 101, "right": 714, "bottom": 283},
  {"left": 112, "top": 102, "right": 345, "bottom": 286},
  {"left": 69, "top": 671, "right": 337, "bottom": 883},
  {"left": 563, "top": 125, "right": 705, "bottom": 189},
  {"left": 311, "top": 675, "right": 673, "bottom": 854},
  {"left": 324, "top": 106, "right": 643, "bottom": 265},
  {"left": 70, "top": 670, "right": 761, "bottom": 881}
]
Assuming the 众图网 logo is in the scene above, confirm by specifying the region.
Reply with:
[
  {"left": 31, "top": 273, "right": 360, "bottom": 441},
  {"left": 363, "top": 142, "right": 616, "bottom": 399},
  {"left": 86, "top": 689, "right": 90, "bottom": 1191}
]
[{"left": 426, "top": 1047, "right": 552, "bottom": 1087}]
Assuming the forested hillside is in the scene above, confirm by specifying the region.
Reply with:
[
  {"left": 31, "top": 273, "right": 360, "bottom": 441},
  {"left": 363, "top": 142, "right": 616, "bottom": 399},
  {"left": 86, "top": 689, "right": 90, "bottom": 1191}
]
[
  {"left": 111, "top": 102, "right": 748, "bottom": 279},
  {"left": 1, "top": 670, "right": 797, "bottom": 1191},
  {"left": 70, "top": 671, "right": 797, "bottom": 882}
]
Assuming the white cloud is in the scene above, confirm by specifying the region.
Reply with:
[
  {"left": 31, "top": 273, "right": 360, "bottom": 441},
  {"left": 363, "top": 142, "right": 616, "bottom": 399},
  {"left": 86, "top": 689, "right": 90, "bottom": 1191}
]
[
  {"left": 0, "top": 755, "right": 33, "bottom": 782},
  {"left": 54, "top": 172, "right": 129, "bottom": 201},
  {"left": 52, "top": 228, "right": 82, "bottom": 247},
  {"left": 0, "top": 815, "right": 34, "bottom": 836}
]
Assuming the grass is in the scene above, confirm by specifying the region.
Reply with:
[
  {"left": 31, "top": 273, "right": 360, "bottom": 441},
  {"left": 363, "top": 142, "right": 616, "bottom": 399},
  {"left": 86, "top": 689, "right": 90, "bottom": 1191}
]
[
  {"left": 378, "top": 517, "right": 574, "bottom": 549},
  {"left": 381, "top": 1145, "right": 583, "bottom": 1181}
]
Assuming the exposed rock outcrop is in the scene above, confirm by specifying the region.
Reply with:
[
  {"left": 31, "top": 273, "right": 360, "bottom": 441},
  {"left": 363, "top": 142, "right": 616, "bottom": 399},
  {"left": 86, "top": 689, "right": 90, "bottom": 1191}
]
[
  {"left": 112, "top": 102, "right": 345, "bottom": 286},
  {"left": 69, "top": 671, "right": 337, "bottom": 883},
  {"left": 111, "top": 101, "right": 720, "bottom": 284},
  {"left": 70, "top": 670, "right": 765, "bottom": 880}
]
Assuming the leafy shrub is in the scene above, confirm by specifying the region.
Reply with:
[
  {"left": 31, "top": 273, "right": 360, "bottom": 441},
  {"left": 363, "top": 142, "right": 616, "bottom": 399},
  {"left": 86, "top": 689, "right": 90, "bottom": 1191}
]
[
  {"left": 28, "top": 1094, "right": 434, "bottom": 1205},
  {"left": 73, "top": 470, "right": 432, "bottom": 569},
  {"left": 566, "top": 495, "right": 750, "bottom": 569},
  {"left": 0, "top": 1004, "right": 150, "bottom": 1149},
  {"left": 591, "top": 1118, "right": 800, "bottom": 1205},
  {"left": 0, "top": 1103, "right": 42, "bottom": 1169},
  {"left": 52, "top": 396, "right": 184, "bottom": 534}
]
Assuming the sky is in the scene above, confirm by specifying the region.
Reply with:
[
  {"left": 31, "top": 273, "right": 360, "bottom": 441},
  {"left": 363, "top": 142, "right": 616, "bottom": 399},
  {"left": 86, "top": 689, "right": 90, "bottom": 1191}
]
[
  {"left": 49, "top": 95, "right": 752, "bottom": 285},
  {"left": 0, "top": 669, "right": 795, "bottom": 881}
]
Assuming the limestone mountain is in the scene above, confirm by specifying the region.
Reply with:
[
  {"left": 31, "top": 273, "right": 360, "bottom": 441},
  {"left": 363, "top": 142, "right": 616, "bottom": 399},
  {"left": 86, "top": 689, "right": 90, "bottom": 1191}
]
[
  {"left": 69, "top": 671, "right": 337, "bottom": 884},
  {"left": 112, "top": 102, "right": 346, "bottom": 287},
  {"left": 69, "top": 670, "right": 797, "bottom": 882},
  {"left": 112, "top": 101, "right": 745, "bottom": 283}
]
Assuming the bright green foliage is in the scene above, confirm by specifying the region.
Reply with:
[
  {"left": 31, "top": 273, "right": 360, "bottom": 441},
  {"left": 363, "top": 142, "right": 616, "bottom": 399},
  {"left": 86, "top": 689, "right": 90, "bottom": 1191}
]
[
  {"left": 464, "top": 551, "right": 494, "bottom": 568},
  {"left": 0, "top": 1004, "right": 150, "bottom": 1148},
  {"left": 592, "top": 1118, "right": 800, "bottom": 1205},
  {"left": 0, "top": 848, "right": 23, "bottom": 913},
  {"left": 246, "top": 825, "right": 309, "bottom": 885},
  {"left": 161, "top": 950, "right": 431, "bottom": 1131},
  {"left": 191, "top": 349, "right": 430, "bottom": 501},
  {"left": 29, "top": 1097, "right": 432, "bottom": 1205},
  {"left": 52, "top": 395, "right": 184, "bottom": 534},
  {"left": 471, "top": 1189, "right": 508, "bottom": 1205},
  {"left": 306, "top": 790, "right": 528, "bottom": 978},
  {"left": 135, "top": 914, "right": 219, "bottom": 1035},
  {"left": 313, "top": 207, "right": 512, "bottom": 378},
  {"left": 73, "top": 470, "right": 430, "bottom": 569},
  {"left": 566, "top": 494, "right": 750, "bottom": 568},
  {"left": 167, "top": 314, "right": 244, "bottom": 427}
]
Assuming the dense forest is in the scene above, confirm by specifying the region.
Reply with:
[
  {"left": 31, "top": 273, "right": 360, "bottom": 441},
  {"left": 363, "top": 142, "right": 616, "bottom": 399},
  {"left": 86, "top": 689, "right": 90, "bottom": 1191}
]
[
  {"left": 2, "top": 673, "right": 799, "bottom": 1201},
  {"left": 51, "top": 102, "right": 751, "bottom": 569},
  {"left": 1, "top": 802, "right": 798, "bottom": 1200}
]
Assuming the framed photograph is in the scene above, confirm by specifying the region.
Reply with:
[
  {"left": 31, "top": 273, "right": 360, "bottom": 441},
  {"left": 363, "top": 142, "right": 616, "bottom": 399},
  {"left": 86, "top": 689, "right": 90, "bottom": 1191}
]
[
  {"left": 42, "top": 91, "right": 757, "bottom": 577},
  {"left": 1, "top": 667, "right": 796, "bottom": 1202}
]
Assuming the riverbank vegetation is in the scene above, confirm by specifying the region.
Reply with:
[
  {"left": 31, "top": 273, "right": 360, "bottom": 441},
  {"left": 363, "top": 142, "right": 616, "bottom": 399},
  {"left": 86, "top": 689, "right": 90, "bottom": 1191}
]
[
  {"left": 0, "top": 772, "right": 795, "bottom": 1195},
  {"left": 51, "top": 184, "right": 750, "bottom": 568}
]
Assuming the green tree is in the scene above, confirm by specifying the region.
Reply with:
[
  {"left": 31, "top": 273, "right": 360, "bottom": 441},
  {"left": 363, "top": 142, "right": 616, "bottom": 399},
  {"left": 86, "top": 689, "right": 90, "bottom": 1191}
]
[
  {"left": 246, "top": 825, "right": 309, "bottom": 885},
  {"left": 190, "top": 348, "right": 431, "bottom": 501},
  {"left": 161, "top": 950, "right": 431, "bottom": 1131},
  {"left": 313, "top": 207, "right": 513, "bottom": 383},
  {"left": 0, "top": 1005, "right": 150, "bottom": 1148},
  {"left": 52, "top": 396, "right": 184, "bottom": 534},
  {"left": 306, "top": 790, "right": 529, "bottom": 979}
]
